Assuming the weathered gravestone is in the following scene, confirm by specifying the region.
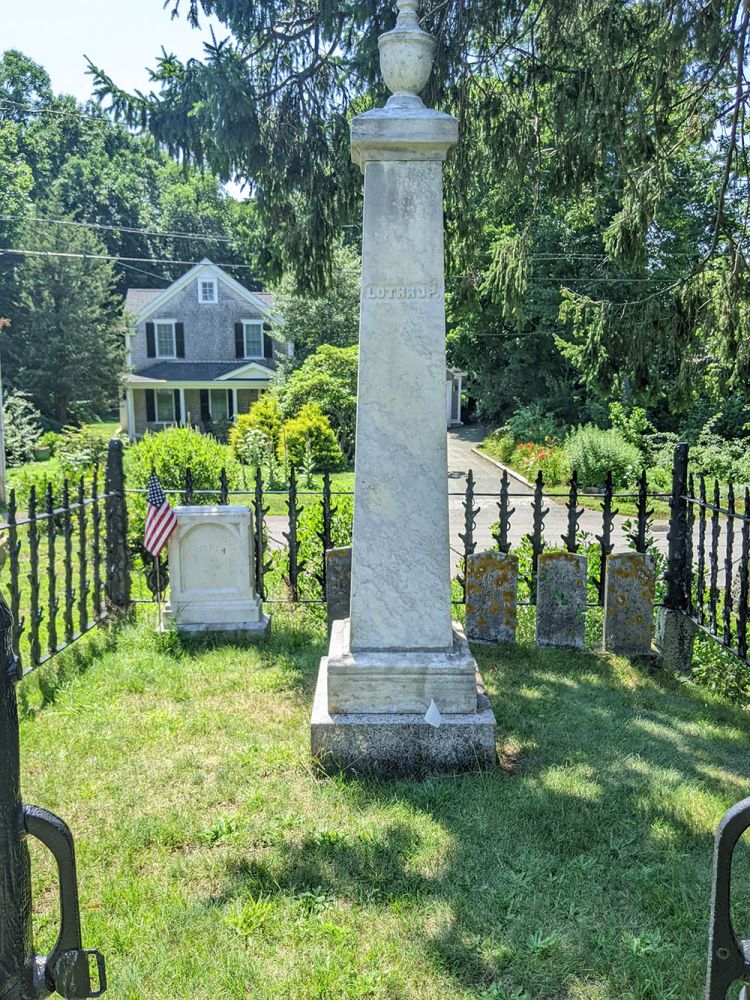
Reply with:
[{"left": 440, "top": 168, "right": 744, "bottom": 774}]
[
  {"left": 536, "top": 552, "right": 587, "bottom": 649},
  {"left": 325, "top": 546, "right": 352, "bottom": 636},
  {"left": 161, "top": 506, "right": 269, "bottom": 637},
  {"left": 603, "top": 551, "right": 655, "bottom": 656},
  {"left": 311, "top": 0, "right": 497, "bottom": 774},
  {"left": 655, "top": 607, "right": 698, "bottom": 674},
  {"left": 465, "top": 551, "right": 518, "bottom": 643}
]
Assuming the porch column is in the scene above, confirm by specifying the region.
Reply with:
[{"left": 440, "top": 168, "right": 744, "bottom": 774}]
[
  {"left": 179, "top": 388, "right": 186, "bottom": 427},
  {"left": 126, "top": 388, "right": 136, "bottom": 442},
  {"left": 232, "top": 387, "right": 238, "bottom": 419}
]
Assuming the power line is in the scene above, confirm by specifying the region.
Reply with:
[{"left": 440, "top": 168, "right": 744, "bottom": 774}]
[
  {"left": 114, "top": 260, "right": 172, "bottom": 284},
  {"left": 0, "top": 216, "right": 696, "bottom": 269},
  {"left": 0, "top": 213, "right": 238, "bottom": 244},
  {"left": 0, "top": 247, "right": 256, "bottom": 270}
]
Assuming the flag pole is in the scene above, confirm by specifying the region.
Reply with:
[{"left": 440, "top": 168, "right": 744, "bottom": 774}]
[{"left": 155, "top": 553, "right": 162, "bottom": 629}]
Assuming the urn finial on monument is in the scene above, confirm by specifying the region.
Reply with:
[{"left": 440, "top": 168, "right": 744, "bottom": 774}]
[
  {"left": 350, "top": 0, "right": 457, "bottom": 171},
  {"left": 378, "top": 0, "right": 436, "bottom": 108}
]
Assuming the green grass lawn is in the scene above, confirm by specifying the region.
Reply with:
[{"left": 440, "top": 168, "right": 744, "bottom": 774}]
[
  {"left": 18, "top": 609, "right": 750, "bottom": 999},
  {"left": 6, "top": 421, "right": 123, "bottom": 495}
]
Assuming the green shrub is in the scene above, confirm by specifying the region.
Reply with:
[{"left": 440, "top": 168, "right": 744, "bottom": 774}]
[
  {"left": 505, "top": 403, "right": 563, "bottom": 445},
  {"left": 125, "top": 427, "right": 239, "bottom": 543},
  {"left": 8, "top": 467, "right": 67, "bottom": 510},
  {"left": 39, "top": 430, "right": 63, "bottom": 455},
  {"left": 564, "top": 425, "right": 641, "bottom": 489},
  {"left": 690, "top": 423, "right": 749, "bottom": 485},
  {"left": 482, "top": 431, "right": 515, "bottom": 465},
  {"left": 56, "top": 427, "right": 110, "bottom": 478},
  {"left": 608, "top": 402, "right": 654, "bottom": 451},
  {"left": 279, "top": 404, "right": 346, "bottom": 471},
  {"left": 230, "top": 395, "right": 283, "bottom": 452},
  {"left": 232, "top": 427, "right": 272, "bottom": 469},
  {"left": 4, "top": 391, "right": 42, "bottom": 466}
]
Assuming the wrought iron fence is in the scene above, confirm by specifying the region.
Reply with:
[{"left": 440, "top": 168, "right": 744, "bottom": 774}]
[
  {"left": 0, "top": 440, "right": 130, "bottom": 677},
  {"left": 128, "top": 461, "right": 663, "bottom": 612},
  {"left": 664, "top": 443, "right": 750, "bottom": 664},
  {"left": 4, "top": 437, "right": 748, "bottom": 674}
]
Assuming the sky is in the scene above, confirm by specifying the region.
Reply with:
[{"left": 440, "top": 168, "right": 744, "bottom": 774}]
[{"left": 0, "top": 0, "right": 227, "bottom": 104}]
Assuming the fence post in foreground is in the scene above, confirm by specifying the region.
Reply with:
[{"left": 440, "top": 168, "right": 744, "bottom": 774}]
[
  {"left": 104, "top": 439, "right": 130, "bottom": 612},
  {"left": 656, "top": 442, "right": 697, "bottom": 672},
  {"left": 0, "top": 590, "right": 106, "bottom": 999},
  {"left": 0, "top": 590, "right": 34, "bottom": 998},
  {"left": 704, "top": 796, "right": 750, "bottom": 999}
]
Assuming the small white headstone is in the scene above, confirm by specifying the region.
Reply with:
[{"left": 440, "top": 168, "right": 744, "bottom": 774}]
[{"left": 161, "top": 505, "right": 269, "bottom": 637}]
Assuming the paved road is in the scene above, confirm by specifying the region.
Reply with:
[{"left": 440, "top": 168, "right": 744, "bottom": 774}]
[
  {"left": 446, "top": 425, "right": 670, "bottom": 573},
  {"left": 267, "top": 426, "right": 672, "bottom": 575}
]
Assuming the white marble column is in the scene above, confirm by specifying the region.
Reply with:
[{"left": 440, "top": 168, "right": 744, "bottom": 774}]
[{"left": 318, "top": 0, "right": 484, "bottom": 722}]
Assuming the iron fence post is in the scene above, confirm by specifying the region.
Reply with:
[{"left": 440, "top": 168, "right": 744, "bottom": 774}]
[
  {"left": 0, "top": 592, "right": 34, "bottom": 1000},
  {"left": 665, "top": 442, "right": 690, "bottom": 611},
  {"left": 0, "top": 590, "right": 106, "bottom": 999},
  {"left": 104, "top": 440, "right": 130, "bottom": 612}
]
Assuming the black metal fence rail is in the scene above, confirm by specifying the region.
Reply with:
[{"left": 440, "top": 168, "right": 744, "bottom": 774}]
[
  {"left": 128, "top": 463, "right": 664, "bottom": 610},
  {"left": 686, "top": 479, "right": 749, "bottom": 662},
  {"left": 661, "top": 443, "right": 750, "bottom": 667},
  {"left": 0, "top": 440, "right": 131, "bottom": 677}
]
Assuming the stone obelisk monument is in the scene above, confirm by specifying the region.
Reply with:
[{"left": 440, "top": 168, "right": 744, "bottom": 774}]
[{"left": 311, "top": 0, "right": 497, "bottom": 775}]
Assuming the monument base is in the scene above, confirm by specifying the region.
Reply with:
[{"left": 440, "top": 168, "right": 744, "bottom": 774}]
[
  {"left": 161, "top": 598, "right": 270, "bottom": 640},
  {"left": 311, "top": 656, "right": 497, "bottom": 777},
  {"left": 326, "top": 619, "right": 478, "bottom": 714},
  {"left": 312, "top": 619, "right": 497, "bottom": 776}
]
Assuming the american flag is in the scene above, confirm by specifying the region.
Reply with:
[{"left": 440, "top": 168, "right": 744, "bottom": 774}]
[{"left": 144, "top": 470, "right": 177, "bottom": 557}]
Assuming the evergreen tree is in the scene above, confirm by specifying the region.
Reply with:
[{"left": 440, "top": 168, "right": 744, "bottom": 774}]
[{"left": 5, "top": 212, "right": 124, "bottom": 424}]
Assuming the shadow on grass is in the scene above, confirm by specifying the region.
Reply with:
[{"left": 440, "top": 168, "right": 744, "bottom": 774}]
[
  {"left": 152, "top": 604, "right": 327, "bottom": 692},
  {"left": 210, "top": 641, "right": 750, "bottom": 996},
  {"left": 18, "top": 613, "right": 128, "bottom": 717}
]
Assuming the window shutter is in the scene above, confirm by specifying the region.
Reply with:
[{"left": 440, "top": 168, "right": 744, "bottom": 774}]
[
  {"left": 174, "top": 389, "right": 181, "bottom": 424},
  {"left": 175, "top": 323, "right": 185, "bottom": 358},
  {"left": 200, "top": 389, "right": 210, "bottom": 423},
  {"left": 146, "top": 322, "right": 156, "bottom": 358},
  {"left": 145, "top": 388, "right": 156, "bottom": 422},
  {"left": 263, "top": 323, "right": 273, "bottom": 359},
  {"left": 235, "top": 323, "right": 244, "bottom": 359},
  {"left": 227, "top": 390, "right": 234, "bottom": 419}
]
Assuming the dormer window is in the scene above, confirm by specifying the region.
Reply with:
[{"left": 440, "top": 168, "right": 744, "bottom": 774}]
[{"left": 199, "top": 278, "right": 217, "bottom": 303}]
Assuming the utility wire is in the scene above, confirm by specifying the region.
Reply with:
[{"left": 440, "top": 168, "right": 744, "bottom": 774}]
[
  {"left": 0, "top": 246, "right": 257, "bottom": 270},
  {"left": 0, "top": 246, "right": 685, "bottom": 286},
  {"left": 0, "top": 213, "right": 238, "bottom": 243},
  {"left": 0, "top": 216, "right": 696, "bottom": 267}
]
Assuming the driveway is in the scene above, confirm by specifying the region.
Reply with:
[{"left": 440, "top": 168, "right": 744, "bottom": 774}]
[
  {"left": 266, "top": 426, "right": 672, "bottom": 572},
  {"left": 446, "top": 425, "right": 670, "bottom": 573}
]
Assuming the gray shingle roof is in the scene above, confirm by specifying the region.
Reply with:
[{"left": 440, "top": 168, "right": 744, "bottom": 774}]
[
  {"left": 124, "top": 360, "right": 276, "bottom": 383},
  {"left": 124, "top": 288, "right": 162, "bottom": 314}
]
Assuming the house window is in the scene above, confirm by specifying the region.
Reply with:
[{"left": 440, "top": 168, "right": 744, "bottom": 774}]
[
  {"left": 209, "top": 389, "right": 229, "bottom": 422},
  {"left": 155, "top": 389, "right": 175, "bottom": 423},
  {"left": 156, "top": 321, "right": 176, "bottom": 358},
  {"left": 199, "top": 278, "right": 217, "bottom": 303},
  {"left": 243, "top": 321, "right": 264, "bottom": 358}
]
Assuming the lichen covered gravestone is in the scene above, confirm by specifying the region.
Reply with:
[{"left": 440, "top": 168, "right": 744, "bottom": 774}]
[
  {"left": 603, "top": 552, "right": 655, "bottom": 656},
  {"left": 536, "top": 552, "right": 587, "bottom": 649},
  {"left": 161, "top": 506, "right": 269, "bottom": 637},
  {"left": 325, "top": 546, "right": 352, "bottom": 636},
  {"left": 465, "top": 551, "right": 518, "bottom": 643}
]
